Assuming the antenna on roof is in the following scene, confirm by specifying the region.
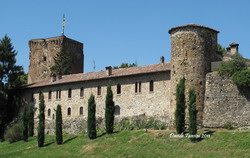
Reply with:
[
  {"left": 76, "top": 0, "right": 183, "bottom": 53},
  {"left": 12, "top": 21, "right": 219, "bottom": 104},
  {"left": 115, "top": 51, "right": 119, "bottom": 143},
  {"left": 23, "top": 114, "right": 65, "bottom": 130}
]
[
  {"left": 93, "top": 60, "right": 96, "bottom": 72},
  {"left": 61, "top": 14, "right": 66, "bottom": 36}
]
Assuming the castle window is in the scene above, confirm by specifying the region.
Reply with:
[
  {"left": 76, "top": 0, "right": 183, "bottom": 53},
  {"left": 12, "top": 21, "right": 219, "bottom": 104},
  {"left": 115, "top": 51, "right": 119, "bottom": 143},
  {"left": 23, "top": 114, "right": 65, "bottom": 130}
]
[
  {"left": 43, "top": 56, "right": 46, "bottom": 62},
  {"left": 56, "top": 90, "right": 61, "bottom": 100},
  {"left": 48, "top": 91, "right": 52, "bottom": 100},
  {"left": 52, "top": 114, "right": 55, "bottom": 120},
  {"left": 48, "top": 109, "right": 51, "bottom": 117},
  {"left": 79, "top": 107, "right": 83, "bottom": 115},
  {"left": 80, "top": 87, "right": 84, "bottom": 98},
  {"left": 135, "top": 82, "right": 138, "bottom": 93},
  {"left": 67, "top": 108, "right": 71, "bottom": 116},
  {"left": 139, "top": 82, "right": 141, "bottom": 92},
  {"left": 149, "top": 80, "right": 154, "bottom": 92},
  {"left": 114, "top": 105, "right": 120, "bottom": 115},
  {"left": 97, "top": 86, "right": 101, "bottom": 96},
  {"left": 68, "top": 88, "right": 72, "bottom": 98},
  {"left": 31, "top": 92, "right": 34, "bottom": 101},
  {"left": 117, "top": 84, "right": 121, "bottom": 94}
]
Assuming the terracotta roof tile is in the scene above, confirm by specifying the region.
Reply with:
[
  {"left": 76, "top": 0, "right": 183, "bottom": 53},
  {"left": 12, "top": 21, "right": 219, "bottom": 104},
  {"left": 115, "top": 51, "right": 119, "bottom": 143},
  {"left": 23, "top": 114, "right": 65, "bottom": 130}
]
[{"left": 25, "top": 63, "right": 171, "bottom": 88}]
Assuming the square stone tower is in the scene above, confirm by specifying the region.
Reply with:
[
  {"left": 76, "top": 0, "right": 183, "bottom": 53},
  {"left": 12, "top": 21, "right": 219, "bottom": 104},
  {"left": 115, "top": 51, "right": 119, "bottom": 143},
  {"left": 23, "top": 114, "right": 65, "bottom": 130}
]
[{"left": 28, "top": 36, "right": 83, "bottom": 84}]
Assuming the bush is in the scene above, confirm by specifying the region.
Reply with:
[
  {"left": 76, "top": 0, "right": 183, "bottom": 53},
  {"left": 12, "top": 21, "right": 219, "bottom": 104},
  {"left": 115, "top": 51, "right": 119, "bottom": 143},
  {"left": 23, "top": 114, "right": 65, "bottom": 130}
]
[
  {"left": 224, "top": 122, "right": 234, "bottom": 130},
  {"left": 38, "top": 94, "right": 45, "bottom": 147},
  {"left": 56, "top": 104, "right": 63, "bottom": 145},
  {"left": 105, "top": 82, "right": 115, "bottom": 134},
  {"left": 231, "top": 69, "right": 250, "bottom": 88},
  {"left": 188, "top": 88, "right": 197, "bottom": 142},
  {"left": 87, "top": 94, "right": 97, "bottom": 139},
  {"left": 218, "top": 53, "right": 247, "bottom": 76},
  {"left": 4, "top": 122, "right": 23, "bottom": 143},
  {"left": 22, "top": 106, "right": 29, "bottom": 142}
]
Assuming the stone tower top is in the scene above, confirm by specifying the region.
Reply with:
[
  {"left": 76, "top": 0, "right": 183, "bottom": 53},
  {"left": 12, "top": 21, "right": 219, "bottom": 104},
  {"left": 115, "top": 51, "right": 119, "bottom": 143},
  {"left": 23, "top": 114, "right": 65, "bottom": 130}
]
[
  {"left": 168, "top": 24, "right": 219, "bottom": 34},
  {"left": 28, "top": 35, "right": 84, "bottom": 84}
]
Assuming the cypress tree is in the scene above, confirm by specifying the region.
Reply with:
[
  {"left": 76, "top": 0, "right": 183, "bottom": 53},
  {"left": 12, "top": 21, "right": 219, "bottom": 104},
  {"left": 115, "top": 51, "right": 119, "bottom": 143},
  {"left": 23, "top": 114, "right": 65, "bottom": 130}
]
[
  {"left": 38, "top": 93, "right": 45, "bottom": 147},
  {"left": 189, "top": 88, "right": 197, "bottom": 142},
  {"left": 105, "top": 82, "right": 115, "bottom": 134},
  {"left": 28, "top": 103, "right": 34, "bottom": 137},
  {"left": 87, "top": 94, "right": 96, "bottom": 139},
  {"left": 55, "top": 104, "right": 63, "bottom": 145},
  {"left": 22, "top": 106, "right": 29, "bottom": 142},
  {"left": 175, "top": 77, "right": 186, "bottom": 134}
]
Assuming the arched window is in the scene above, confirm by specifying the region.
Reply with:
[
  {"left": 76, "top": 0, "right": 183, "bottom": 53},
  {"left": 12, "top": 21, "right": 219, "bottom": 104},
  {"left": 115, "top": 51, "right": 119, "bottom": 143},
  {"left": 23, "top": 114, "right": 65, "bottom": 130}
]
[
  {"left": 67, "top": 107, "right": 71, "bottom": 116},
  {"left": 97, "top": 86, "right": 101, "bottom": 95},
  {"left": 79, "top": 107, "right": 83, "bottom": 115},
  {"left": 114, "top": 105, "right": 120, "bottom": 115},
  {"left": 68, "top": 88, "right": 72, "bottom": 98},
  {"left": 48, "top": 109, "right": 51, "bottom": 117},
  {"left": 52, "top": 114, "right": 55, "bottom": 120},
  {"left": 80, "top": 87, "right": 84, "bottom": 98}
]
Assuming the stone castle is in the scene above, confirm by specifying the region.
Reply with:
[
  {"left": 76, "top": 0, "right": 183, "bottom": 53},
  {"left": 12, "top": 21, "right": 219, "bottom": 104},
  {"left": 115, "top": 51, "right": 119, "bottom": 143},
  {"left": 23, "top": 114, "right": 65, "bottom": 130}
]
[{"left": 21, "top": 24, "right": 250, "bottom": 134}]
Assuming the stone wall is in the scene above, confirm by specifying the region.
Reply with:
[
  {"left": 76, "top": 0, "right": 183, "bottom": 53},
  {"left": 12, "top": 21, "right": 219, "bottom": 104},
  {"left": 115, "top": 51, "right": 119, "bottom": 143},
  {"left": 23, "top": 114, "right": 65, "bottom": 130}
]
[
  {"left": 28, "top": 36, "right": 83, "bottom": 84},
  {"left": 203, "top": 72, "right": 250, "bottom": 127},
  {"left": 23, "top": 71, "right": 171, "bottom": 134}
]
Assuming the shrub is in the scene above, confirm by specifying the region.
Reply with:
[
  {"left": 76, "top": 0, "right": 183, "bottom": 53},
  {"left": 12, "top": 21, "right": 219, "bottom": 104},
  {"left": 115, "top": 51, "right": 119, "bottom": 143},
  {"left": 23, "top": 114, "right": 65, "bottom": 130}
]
[
  {"left": 56, "top": 104, "right": 63, "bottom": 145},
  {"left": 218, "top": 53, "right": 247, "bottom": 76},
  {"left": 175, "top": 77, "right": 186, "bottom": 134},
  {"left": 38, "top": 93, "right": 45, "bottom": 147},
  {"left": 28, "top": 104, "right": 34, "bottom": 137},
  {"left": 105, "top": 82, "right": 115, "bottom": 134},
  {"left": 87, "top": 94, "right": 97, "bottom": 139},
  {"left": 224, "top": 121, "right": 234, "bottom": 130},
  {"left": 4, "top": 122, "right": 23, "bottom": 143},
  {"left": 22, "top": 106, "right": 29, "bottom": 142},
  {"left": 231, "top": 69, "right": 250, "bottom": 88}
]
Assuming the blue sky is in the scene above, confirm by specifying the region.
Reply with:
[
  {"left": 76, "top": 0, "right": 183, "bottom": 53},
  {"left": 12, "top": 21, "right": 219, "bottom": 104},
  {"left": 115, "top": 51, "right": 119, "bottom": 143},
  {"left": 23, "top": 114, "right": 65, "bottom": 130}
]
[{"left": 0, "top": 0, "right": 249, "bottom": 73}]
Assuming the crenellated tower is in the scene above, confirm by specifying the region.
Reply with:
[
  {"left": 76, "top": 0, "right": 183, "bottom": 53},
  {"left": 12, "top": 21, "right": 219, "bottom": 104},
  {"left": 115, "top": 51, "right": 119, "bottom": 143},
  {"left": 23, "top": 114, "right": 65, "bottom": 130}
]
[{"left": 28, "top": 36, "right": 84, "bottom": 84}]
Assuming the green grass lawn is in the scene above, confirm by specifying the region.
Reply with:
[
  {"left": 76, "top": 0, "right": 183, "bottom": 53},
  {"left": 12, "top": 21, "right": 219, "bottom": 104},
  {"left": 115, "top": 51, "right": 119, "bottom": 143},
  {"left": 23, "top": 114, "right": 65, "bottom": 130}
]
[{"left": 0, "top": 129, "right": 250, "bottom": 158}]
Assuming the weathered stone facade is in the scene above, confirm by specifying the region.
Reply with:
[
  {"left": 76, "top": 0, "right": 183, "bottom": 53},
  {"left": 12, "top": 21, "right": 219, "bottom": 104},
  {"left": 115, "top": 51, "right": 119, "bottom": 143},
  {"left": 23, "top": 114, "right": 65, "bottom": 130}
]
[
  {"left": 203, "top": 72, "right": 250, "bottom": 127},
  {"left": 23, "top": 71, "right": 171, "bottom": 134},
  {"left": 28, "top": 36, "right": 83, "bottom": 84},
  {"left": 169, "top": 25, "right": 218, "bottom": 123},
  {"left": 21, "top": 24, "right": 250, "bottom": 134}
]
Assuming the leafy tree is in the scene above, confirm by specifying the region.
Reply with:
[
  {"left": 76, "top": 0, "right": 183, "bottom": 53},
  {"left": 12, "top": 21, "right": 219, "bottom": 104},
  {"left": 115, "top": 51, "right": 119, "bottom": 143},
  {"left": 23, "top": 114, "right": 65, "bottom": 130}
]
[
  {"left": 50, "top": 49, "right": 71, "bottom": 75},
  {"left": 55, "top": 104, "right": 63, "bottom": 145},
  {"left": 217, "top": 44, "right": 226, "bottom": 54},
  {"left": 188, "top": 88, "right": 197, "bottom": 142},
  {"left": 113, "top": 62, "right": 137, "bottom": 69},
  {"left": 105, "top": 82, "right": 115, "bottom": 134},
  {"left": 22, "top": 106, "right": 29, "bottom": 142},
  {"left": 38, "top": 93, "right": 45, "bottom": 147},
  {"left": 87, "top": 94, "right": 96, "bottom": 139},
  {"left": 0, "top": 35, "right": 26, "bottom": 139},
  {"left": 28, "top": 104, "right": 34, "bottom": 137},
  {"left": 231, "top": 69, "right": 250, "bottom": 88},
  {"left": 175, "top": 77, "right": 186, "bottom": 134},
  {"left": 218, "top": 53, "right": 247, "bottom": 76}
]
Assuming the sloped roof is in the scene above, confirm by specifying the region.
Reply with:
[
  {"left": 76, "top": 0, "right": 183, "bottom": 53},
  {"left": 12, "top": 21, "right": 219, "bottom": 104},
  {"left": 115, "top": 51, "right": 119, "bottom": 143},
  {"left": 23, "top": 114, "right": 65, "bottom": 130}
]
[
  {"left": 168, "top": 24, "right": 219, "bottom": 34},
  {"left": 25, "top": 63, "right": 171, "bottom": 88}
]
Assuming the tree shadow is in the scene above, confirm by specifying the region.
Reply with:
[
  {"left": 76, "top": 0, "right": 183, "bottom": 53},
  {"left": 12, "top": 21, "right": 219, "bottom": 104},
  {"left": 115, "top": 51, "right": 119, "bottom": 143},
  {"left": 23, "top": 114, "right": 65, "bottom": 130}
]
[
  {"left": 43, "top": 141, "right": 54, "bottom": 147},
  {"left": 97, "top": 131, "right": 120, "bottom": 138},
  {"left": 63, "top": 136, "right": 78, "bottom": 144},
  {"left": 238, "top": 87, "right": 250, "bottom": 101},
  {"left": 194, "top": 130, "right": 215, "bottom": 143}
]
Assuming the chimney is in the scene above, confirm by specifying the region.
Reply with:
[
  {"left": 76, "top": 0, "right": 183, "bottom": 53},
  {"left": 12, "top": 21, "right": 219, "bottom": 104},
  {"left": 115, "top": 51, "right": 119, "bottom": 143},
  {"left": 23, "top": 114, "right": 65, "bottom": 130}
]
[
  {"left": 160, "top": 56, "right": 165, "bottom": 64},
  {"left": 226, "top": 47, "right": 231, "bottom": 54},
  {"left": 105, "top": 66, "right": 112, "bottom": 76},
  {"left": 51, "top": 74, "right": 56, "bottom": 82},
  {"left": 230, "top": 42, "right": 239, "bottom": 55},
  {"left": 57, "top": 74, "right": 62, "bottom": 80}
]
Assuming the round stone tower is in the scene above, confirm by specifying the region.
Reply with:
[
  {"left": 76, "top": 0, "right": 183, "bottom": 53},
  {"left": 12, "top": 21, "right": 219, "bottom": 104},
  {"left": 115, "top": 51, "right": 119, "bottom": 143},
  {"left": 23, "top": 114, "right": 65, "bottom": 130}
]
[{"left": 168, "top": 24, "right": 219, "bottom": 125}]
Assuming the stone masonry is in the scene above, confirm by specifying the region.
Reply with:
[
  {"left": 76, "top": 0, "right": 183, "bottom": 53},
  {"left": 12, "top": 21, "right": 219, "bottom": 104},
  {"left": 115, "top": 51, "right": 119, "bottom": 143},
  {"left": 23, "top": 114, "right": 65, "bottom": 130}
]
[{"left": 28, "top": 36, "right": 83, "bottom": 84}]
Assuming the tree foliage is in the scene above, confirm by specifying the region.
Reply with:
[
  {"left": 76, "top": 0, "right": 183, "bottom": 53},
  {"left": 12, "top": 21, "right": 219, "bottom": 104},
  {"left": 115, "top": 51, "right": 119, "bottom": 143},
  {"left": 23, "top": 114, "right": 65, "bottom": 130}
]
[
  {"left": 175, "top": 77, "right": 186, "bottom": 134},
  {"left": 188, "top": 88, "right": 197, "bottom": 142},
  {"left": 38, "top": 94, "right": 45, "bottom": 147},
  {"left": 231, "top": 69, "right": 250, "bottom": 88},
  {"left": 0, "top": 35, "right": 26, "bottom": 139},
  {"left": 113, "top": 62, "right": 137, "bottom": 69},
  {"left": 218, "top": 53, "right": 247, "bottom": 76},
  {"left": 217, "top": 44, "right": 226, "bottom": 54},
  {"left": 105, "top": 82, "right": 115, "bottom": 134},
  {"left": 87, "top": 94, "right": 96, "bottom": 139},
  {"left": 28, "top": 104, "right": 34, "bottom": 137},
  {"left": 50, "top": 49, "right": 71, "bottom": 76},
  {"left": 56, "top": 104, "right": 63, "bottom": 145}
]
